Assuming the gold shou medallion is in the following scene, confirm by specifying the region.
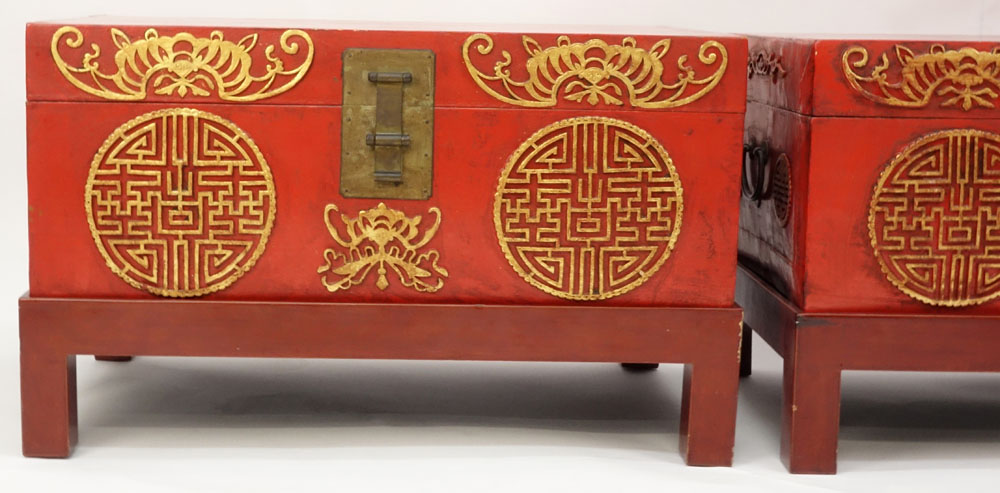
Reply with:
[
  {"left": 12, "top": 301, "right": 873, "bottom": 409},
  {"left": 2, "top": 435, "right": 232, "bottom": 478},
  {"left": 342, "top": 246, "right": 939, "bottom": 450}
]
[
  {"left": 843, "top": 44, "right": 1000, "bottom": 111},
  {"left": 495, "top": 116, "right": 683, "bottom": 300},
  {"left": 51, "top": 26, "right": 314, "bottom": 101},
  {"left": 86, "top": 108, "right": 276, "bottom": 297},
  {"left": 869, "top": 129, "right": 1000, "bottom": 306},
  {"left": 319, "top": 203, "right": 448, "bottom": 293},
  {"left": 463, "top": 34, "right": 727, "bottom": 109}
]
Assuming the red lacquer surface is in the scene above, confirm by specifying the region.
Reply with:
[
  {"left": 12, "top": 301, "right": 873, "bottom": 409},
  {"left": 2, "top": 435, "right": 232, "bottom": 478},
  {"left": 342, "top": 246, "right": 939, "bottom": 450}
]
[
  {"left": 27, "top": 20, "right": 746, "bottom": 113},
  {"left": 27, "top": 103, "right": 743, "bottom": 306},
  {"left": 804, "top": 116, "right": 1000, "bottom": 314},
  {"left": 748, "top": 36, "right": 1000, "bottom": 118}
]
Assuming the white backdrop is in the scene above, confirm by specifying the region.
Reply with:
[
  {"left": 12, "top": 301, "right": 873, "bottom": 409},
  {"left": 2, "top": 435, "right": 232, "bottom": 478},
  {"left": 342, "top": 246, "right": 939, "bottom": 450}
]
[{"left": 2, "top": 1, "right": 1000, "bottom": 492}]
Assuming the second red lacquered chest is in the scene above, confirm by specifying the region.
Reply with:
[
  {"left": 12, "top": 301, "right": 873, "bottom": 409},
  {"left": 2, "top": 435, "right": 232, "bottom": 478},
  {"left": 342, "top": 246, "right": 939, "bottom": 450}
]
[{"left": 737, "top": 35, "right": 1000, "bottom": 474}]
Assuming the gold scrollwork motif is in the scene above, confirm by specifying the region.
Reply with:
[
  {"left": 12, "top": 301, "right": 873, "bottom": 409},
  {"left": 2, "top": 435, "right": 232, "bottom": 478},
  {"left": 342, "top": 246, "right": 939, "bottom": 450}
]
[
  {"left": 86, "top": 108, "right": 276, "bottom": 297},
  {"left": 462, "top": 33, "right": 727, "bottom": 108},
  {"left": 495, "top": 117, "right": 682, "bottom": 300},
  {"left": 843, "top": 44, "right": 1000, "bottom": 110},
  {"left": 869, "top": 129, "right": 1000, "bottom": 306},
  {"left": 51, "top": 26, "right": 314, "bottom": 101},
  {"left": 319, "top": 203, "right": 448, "bottom": 293},
  {"left": 747, "top": 49, "right": 786, "bottom": 82}
]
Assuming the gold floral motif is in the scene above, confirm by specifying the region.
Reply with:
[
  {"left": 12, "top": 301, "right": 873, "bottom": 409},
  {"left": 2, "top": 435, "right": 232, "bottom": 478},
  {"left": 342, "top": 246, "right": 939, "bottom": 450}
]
[
  {"left": 869, "top": 129, "right": 1000, "bottom": 306},
  {"left": 495, "top": 116, "right": 682, "bottom": 300},
  {"left": 51, "top": 26, "right": 314, "bottom": 101},
  {"left": 462, "top": 33, "right": 727, "bottom": 108},
  {"left": 86, "top": 108, "right": 275, "bottom": 297},
  {"left": 843, "top": 44, "right": 1000, "bottom": 110},
  {"left": 319, "top": 203, "right": 448, "bottom": 293}
]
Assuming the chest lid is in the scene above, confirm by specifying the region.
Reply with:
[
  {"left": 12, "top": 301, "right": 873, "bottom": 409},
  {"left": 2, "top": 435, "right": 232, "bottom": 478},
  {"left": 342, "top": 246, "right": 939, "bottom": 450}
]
[
  {"left": 28, "top": 17, "right": 747, "bottom": 113},
  {"left": 748, "top": 35, "right": 1000, "bottom": 118}
]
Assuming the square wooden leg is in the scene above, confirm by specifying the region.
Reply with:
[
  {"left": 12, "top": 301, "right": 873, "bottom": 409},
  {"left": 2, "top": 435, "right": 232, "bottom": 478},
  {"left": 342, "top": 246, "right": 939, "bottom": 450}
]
[
  {"left": 20, "top": 345, "right": 77, "bottom": 458},
  {"left": 781, "top": 325, "right": 841, "bottom": 474},
  {"left": 679, "top": 341, "right": 741, "bottom": 466}
]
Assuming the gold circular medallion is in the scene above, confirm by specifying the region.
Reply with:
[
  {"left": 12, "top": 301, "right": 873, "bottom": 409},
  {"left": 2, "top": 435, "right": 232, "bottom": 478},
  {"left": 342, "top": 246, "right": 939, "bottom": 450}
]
[
  {"left": 85, "top": 108, "right": 276, "bottom": 297},
  {"left": 869, "top": 128, "right": 1000, "bottom": 306},
  {"left": 494, "top": 116, "right": 683, "bottom": 300}
]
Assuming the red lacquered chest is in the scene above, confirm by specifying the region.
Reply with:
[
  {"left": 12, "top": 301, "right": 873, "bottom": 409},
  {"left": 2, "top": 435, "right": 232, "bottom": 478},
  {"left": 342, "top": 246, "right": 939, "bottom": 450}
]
[
  {"left": 736, "top": 35, "right": 1000, "bottom": 473},
  {"left": 21, "top": 18, "right": 746, "bottom": 464}
]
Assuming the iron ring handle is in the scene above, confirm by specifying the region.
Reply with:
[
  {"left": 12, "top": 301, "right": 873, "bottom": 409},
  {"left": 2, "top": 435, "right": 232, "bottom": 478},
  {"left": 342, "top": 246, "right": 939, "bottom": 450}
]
[{"left": 741, "top": 143, "right": 773, "bottom": 205}]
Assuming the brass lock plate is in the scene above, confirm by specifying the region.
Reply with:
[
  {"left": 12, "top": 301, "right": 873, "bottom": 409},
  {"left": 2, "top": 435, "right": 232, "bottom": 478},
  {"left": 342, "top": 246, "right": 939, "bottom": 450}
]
[{"left": 341, "top": 48, "right": 434, "bottom": 200}]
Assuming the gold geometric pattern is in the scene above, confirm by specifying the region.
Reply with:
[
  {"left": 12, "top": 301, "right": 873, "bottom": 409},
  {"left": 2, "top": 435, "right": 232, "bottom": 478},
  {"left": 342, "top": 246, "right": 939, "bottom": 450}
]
[
  {"left": 869, "top": 129, "right": 1000, "bottom": 306},
  {"left": 843, "top": 44, "right": 1000, "bottom": 111},
  {"left": 495, "top": 117, "right": 682, "bottom": 300},
  {"left": 51, "top": 26, "right": 313, "bottom": 101},
  {"left": 318, "top": 203, "right": 448, "bottom": 293},
  {"left": 86, "top": 108, "right": 275, "bottom": 297},
  {"left": 463, "top": 34, "right": 727, "bottom": 109}
]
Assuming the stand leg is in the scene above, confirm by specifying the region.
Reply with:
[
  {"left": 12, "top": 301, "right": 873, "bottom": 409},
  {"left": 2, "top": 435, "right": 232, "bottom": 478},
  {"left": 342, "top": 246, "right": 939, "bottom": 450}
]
[
  {"left": 781, "top": 326, "right": 841, "bottom": 474},
  {"left": 739, "top": 323, "right": 752, "bottom": 378},
  {"left": 95, "top": 356, "right": 133, "bottom": 362},
  {"left": 679, "top": 350, "right": 740, "bottom": 466},
  {"left": 20, "top": 342, "right": 77, "bottom": 458},
  {"left": 620, "top": 363, "right": 659, "bottom": 371}
]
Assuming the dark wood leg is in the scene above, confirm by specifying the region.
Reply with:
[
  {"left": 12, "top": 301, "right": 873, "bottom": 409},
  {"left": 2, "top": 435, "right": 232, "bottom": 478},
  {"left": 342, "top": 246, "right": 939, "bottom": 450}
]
[
  {"left": 94, "top": 355, "right": 133, "bottom": 362},
  {"left": 20, "top": 338, "right": 77, "bottom": 458},
  {"left": 679, "top": 344, "right": 740, "bottom": 466},
  {"left": 620, "top": 362, "right": 659, "bottom": 371},
  {"left": 739, "top": 322, "right": 752, "bottom": 378},
  {"left": 781, "top": 325, "right": 841, "bottom": 474}
]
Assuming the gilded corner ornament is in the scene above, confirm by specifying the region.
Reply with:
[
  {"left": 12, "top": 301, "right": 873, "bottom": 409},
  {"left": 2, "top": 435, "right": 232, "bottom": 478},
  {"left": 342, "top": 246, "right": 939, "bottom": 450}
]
[
  {"left": 843, "top": 44, "right": 1000, "bottom": 110},
  {"left": 51, "top": 26, "right": 314, "bottom": 101},
  {"left": 462, "top": 33, "right": 727, "bottom": 108},
  {"left": 318, "top": 203, "right": 448, "bottom": 293}
]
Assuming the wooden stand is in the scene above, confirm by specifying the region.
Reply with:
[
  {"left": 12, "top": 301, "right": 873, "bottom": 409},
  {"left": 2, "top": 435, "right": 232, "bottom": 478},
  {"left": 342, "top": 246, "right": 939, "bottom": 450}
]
[
  {"left": 19, "top": 295, "right": 742, "bottom": 465},
  {"left": 736, "top": 265, "right": 1000, "bottom": 474}
]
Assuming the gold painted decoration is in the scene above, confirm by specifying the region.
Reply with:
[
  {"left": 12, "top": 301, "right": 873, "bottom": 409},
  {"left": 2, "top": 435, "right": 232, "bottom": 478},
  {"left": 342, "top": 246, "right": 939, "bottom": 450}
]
[
  {"left": 495, "top": 117, "right": 682, "bottom": 301},
  {"left": 51, "top": 26, "right": 314, "bottom": 101},
  {"left": 869, "top": 129, "right": 1000, "bottom": 306},
  {"left": 843, "top": 44, "right": 1000, "bottom": 110},
  {"left": 462, "top": 34, "right": 727, "bottom": 108},
  {"left": 86, "top": 108, "right": 275, "bottom": 297},
  {"left": 319, "top": 203, "right": 448, "bottom": 293}
]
